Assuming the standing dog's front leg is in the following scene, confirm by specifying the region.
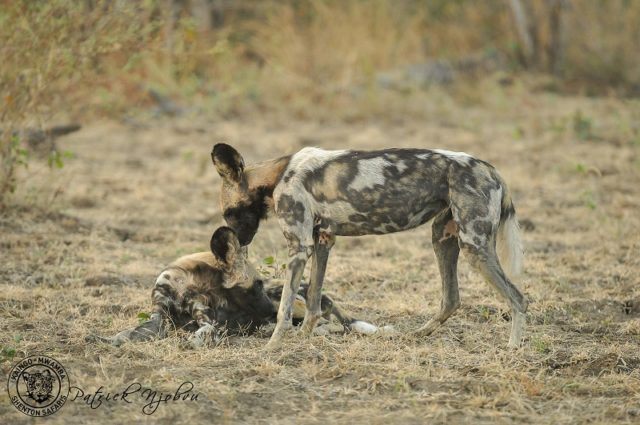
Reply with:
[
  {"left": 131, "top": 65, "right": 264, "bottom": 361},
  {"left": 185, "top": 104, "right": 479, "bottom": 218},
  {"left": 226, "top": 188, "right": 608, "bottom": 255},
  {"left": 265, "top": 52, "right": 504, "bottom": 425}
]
[
  {"left": 301, "top": 225, "right": 336, "bottom": 336},
  {"left": 267, "top": 247, "right": 310, "bottom": 348},
  {"left": 268, "top": 193, "right": 314, "bottom": 348}
]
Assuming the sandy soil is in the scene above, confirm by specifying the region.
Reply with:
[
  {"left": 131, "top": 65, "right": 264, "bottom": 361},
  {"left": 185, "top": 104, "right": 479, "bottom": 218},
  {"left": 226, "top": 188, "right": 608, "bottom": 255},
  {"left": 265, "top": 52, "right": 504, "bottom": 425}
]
[{"left": 1, "top": 83, "right": 640, "bottom": 424}]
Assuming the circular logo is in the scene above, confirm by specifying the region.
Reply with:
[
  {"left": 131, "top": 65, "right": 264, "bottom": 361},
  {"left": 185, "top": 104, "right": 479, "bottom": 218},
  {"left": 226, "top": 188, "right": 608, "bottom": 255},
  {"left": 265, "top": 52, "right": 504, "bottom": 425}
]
[{"left": 7, "top": 355, "right": 69, "bottom": 417}]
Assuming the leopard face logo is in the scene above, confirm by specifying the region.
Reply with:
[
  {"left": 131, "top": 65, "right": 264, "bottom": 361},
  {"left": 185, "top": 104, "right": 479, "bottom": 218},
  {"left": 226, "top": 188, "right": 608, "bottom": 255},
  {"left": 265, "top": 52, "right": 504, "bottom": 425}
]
[
  {"left": 22, "top": 369, "right": 55, "bottom": 403},
  {"left": 8, "top": 355, "right": 70, "bottom": 416}
]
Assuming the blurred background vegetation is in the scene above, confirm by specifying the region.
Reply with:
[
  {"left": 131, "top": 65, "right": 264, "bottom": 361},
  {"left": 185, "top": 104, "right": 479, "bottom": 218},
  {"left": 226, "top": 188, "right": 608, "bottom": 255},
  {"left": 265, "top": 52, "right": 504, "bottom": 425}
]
[{"left": 1, "top": 0, "right": 639, "bottom": 202}]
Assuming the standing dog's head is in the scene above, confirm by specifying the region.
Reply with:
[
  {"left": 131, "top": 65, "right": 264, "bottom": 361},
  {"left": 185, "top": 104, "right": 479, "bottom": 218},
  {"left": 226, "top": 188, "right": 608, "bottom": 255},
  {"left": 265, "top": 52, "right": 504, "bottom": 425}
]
[{"left": 211, "top": 144, "right": 271, "bottom": 246}]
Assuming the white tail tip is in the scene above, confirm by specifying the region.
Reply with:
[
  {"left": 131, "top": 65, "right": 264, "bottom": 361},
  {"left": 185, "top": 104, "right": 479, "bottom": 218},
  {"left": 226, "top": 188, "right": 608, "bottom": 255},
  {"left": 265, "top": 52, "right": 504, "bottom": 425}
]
[{"left": 350, "top": 321, "right": 395, "bottom": 335}]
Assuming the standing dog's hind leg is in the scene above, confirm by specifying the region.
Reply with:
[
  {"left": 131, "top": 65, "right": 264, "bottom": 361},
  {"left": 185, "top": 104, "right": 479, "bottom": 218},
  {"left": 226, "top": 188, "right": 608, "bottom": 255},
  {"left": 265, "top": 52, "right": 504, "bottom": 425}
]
[
  {"left": 301, "top": 227, "right": 335, "bottom": 336},
  {"left": 462, "top": 244, "right": 528, "bottom": 348},
  {"left": 413, "top": 209, "right": 461, "bottom": 337}
]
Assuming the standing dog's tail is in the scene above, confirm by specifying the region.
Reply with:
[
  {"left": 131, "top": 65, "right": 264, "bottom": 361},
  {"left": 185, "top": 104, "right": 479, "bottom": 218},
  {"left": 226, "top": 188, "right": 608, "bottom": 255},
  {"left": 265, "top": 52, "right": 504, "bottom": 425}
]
[
  {"left": 350, "top": 320, "right": 394, "bottom": 335},
  {"left": 496, "top": 183, "right": 524, "bottom": 280}
]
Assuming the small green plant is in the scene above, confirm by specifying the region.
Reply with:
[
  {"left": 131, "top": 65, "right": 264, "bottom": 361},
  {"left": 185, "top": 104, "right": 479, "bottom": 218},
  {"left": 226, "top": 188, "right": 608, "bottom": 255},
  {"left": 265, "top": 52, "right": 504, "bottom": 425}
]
[
  {"left": 530, "top": 336, "right": 550, "bottom": 354},
  {"left": 581, "top": 190, "right": 597, "bottom": 210},
  {"left": 137, "top": 312, "right": 151, "bottom": 324},
  {"left": 513, "top": 126, "right": 525, "bottom": 140},
  {"left": 0, "top": 135, "right": 29, "bottom": 200},
  {"left": 393, "top": 377, "right": 410, "bottom": 393},
  {"left": 548, "top": 117, "right": 568, "bottom": 135},
  {"left": 118, "top": 254, "right": 134, "bottom": 265},
  {"left": 47, "top": 150, "right": 74, "bottom": 169},
  {"left": 575, "top": 163, "right": 587, "bottom": 174},
  {"left": 573, "top": 110, "right": 593, "bottom": 141},
  {"left": 478, "top": 305, "right": 492, "bottom": 321},
  {"left": 259, "top": 255, "right": 286, "bottom": 279},
  {"left": 0, "top": 334, "right": 22, "bottom": 363},
  {"left": 182, "top": 150, "right": 194, "bottom": 162},
  {"left": 0, "top": 346, "right": 17, "bottom": 362}
]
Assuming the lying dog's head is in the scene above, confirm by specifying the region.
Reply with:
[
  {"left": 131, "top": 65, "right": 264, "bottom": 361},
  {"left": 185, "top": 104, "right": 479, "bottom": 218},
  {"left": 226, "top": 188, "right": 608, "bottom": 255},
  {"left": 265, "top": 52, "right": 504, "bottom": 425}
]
[
  {"left": 209, "top": 227, "right": 275, "bottom": 319},
  {"left": 211, "top": 144, "right": 272, "bottom": 246}
]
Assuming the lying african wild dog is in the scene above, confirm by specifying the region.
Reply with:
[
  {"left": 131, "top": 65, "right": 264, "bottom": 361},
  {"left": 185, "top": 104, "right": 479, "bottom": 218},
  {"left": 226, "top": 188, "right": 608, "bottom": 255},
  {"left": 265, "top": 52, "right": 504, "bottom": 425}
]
[
  {"left": 212, "top": 144, "right": 527, "bottom": 348},
  {"left": 110, "top": 227, "right": 384, "bottom": 348}
]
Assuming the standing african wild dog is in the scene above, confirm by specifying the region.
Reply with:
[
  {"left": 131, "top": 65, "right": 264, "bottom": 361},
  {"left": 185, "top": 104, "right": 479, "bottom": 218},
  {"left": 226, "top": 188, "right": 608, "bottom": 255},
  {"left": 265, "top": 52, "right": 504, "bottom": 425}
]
[
  {"left": 212, "top": 144, "right": 527, "bottom": 348},
  {"left": 109, "top": 227, "right": 384, "bottom": 347}
]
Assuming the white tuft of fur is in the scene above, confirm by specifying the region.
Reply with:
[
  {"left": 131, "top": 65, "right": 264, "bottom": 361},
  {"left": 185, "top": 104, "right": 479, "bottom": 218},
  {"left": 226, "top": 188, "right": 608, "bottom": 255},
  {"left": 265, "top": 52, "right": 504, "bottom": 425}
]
[
  {"left": 287, "top": 147, "right": 348, "bottom": 176},
  {"left": 433, "top": 149, "right": 473, "bottom": 165},
  {"left": 497, "top": 214, "right": 524, "bottom": 279},
  {"left": 350, "top": 321, "right": 395, "bottom": 335},
  {"left": 348, "top": 157, "right": 392, "bottom": 191}
]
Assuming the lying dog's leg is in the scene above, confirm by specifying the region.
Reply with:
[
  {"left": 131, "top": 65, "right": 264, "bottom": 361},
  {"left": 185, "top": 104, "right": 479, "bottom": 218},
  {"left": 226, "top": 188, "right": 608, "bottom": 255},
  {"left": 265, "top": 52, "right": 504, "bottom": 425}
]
[
  {"left": 188, "top": 301, "right": 221, "bottom": 349},
  {"left": 301, "top": 226, "right": 335, "bottom": 336},
  {"left": 111, "top": 312, "right": 165, "bottom": 346},
  {"left": 109, "top": 274, "right": 177, "bottom": 346},
  {"left": 413, "top": 209, "right": 461, "bottom": 337}
]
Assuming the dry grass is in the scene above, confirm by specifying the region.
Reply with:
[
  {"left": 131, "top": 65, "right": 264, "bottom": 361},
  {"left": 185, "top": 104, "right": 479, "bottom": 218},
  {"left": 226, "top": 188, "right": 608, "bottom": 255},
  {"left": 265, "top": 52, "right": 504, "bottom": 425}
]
[
  {"left": 2, "top": 1, "right": 640, "bottom": 123},
  {"left": 1, "top": 79, "right": 639, "bottom": 423}
]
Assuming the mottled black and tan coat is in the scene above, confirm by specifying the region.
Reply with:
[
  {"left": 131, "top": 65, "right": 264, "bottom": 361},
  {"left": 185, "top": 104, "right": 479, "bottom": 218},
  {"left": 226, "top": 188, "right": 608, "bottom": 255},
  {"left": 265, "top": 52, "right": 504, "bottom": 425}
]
[
  {"left": 212, "top": 144, "right": 527, "bottom": 348},
  {"left": 111, "top": 227, "right": 383, "bottom": 347}
]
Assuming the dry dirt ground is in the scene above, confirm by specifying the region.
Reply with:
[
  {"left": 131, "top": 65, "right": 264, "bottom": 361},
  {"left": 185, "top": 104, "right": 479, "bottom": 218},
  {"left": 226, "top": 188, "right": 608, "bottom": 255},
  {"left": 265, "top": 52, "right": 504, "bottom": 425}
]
[{"left": 1, "top": 82, "right": 640, "bottom": 424}]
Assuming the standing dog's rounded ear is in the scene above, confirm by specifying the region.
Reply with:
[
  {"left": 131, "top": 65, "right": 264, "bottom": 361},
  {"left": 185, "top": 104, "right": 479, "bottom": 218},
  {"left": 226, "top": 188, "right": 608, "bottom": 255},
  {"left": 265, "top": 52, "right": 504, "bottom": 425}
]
[
  {"left": 211, "top": 143, "right": 245, "bottom": 185},
  {"left": 210, "top": 226, "right": 242, "bottom": 268}
]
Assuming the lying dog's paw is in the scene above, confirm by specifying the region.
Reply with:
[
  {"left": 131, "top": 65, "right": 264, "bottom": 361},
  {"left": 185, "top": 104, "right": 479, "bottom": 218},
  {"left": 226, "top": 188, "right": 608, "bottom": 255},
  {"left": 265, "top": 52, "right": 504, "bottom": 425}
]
[
  {"left": 111, "top": 328, "right": 139, "bottom": 346},
  {"left": 106, "top": 314, "right": 165, "bottom": 347},
  {"left": 188, "top": 323, "right": 221, "bottom": 349},
  {"left": 127, "top": 317, "right": 164, "bottom": 342}
]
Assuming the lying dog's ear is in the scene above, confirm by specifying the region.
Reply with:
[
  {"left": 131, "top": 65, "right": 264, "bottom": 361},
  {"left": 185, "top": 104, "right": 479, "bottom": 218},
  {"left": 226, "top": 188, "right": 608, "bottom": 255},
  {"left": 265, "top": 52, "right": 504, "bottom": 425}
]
[
  {"left": 210, "top": 226, "right": 241, "bottom": 268},
  {"left": 211, "top": 143, "right": 245, "bottom": 185}
]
